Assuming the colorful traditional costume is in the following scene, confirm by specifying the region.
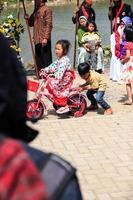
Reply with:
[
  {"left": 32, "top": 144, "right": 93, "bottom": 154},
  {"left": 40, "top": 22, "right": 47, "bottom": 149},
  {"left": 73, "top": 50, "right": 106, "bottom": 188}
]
[
  {"left": 42, "top": 56, "right": 75, "bottom": 106},
  {"left": 121, "top": 42, "right": 133, "bottom": 83}
]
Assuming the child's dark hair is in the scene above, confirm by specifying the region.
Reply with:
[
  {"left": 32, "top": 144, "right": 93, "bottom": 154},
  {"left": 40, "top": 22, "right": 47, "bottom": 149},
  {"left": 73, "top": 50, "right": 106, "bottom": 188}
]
[
  {"left": 56, "top": 40, "right": 71, "bottom": 55},
  {"left": 78, "top": 62, "right": 91, "bottom": 76},
  {"left": 86, "top": 20, "right": 98, "bottom": 32},
  {"left": 124, "top": 25, "right": 133, "bottom": 42}
]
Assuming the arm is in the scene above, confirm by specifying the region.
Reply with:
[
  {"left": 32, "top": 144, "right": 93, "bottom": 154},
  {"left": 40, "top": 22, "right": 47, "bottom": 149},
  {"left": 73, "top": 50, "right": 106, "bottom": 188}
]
[
  {"left": 108, "top": 4, "right": 115, "bottom": 21},
  {"left": 39, "top": 60, "right": 57, "bottom": 77},
  {"left": 82, "top": 43, "right": 91, "bottom": 52},
  {"left": 42, "top": 8, "right": 52, "bottom": 46},
  {"left": 79, "top": 82, "right": 98, "bottom": 91},
  {"left": 55, "top": 58, "right": 71, "bottom": 83},
  {"left": 72, "top": 6, "right": 79, "bottom": 24},
  {"left": 121, "top": 49, "right": 130, "bottom": 64},
  {"left": 91, "top": 8, "right": 96, "bottom": 21}
]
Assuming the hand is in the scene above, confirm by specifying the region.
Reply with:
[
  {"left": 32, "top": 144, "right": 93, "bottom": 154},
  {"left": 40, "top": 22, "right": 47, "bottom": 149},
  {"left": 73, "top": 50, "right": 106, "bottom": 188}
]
[
  {"left": 77, "top": 87, "right": 83, "bottom": 92},
  {"left": 120, "top": 59, "right": 125, "bottom": 64},
  {"left": 24, "top": 14, "right": 29, "bottom": 20},
  {"left": 109, "top": 2, "right": 113, "bottom": 9},
  {"left": 73, "top": 6, "right": 79, "bottom": 16},
  {"left": 42, "top": 38, "right": 48, "bottom": 47},
  {"left": 39, "top": 69, "right": 47, "bottom": 79}
]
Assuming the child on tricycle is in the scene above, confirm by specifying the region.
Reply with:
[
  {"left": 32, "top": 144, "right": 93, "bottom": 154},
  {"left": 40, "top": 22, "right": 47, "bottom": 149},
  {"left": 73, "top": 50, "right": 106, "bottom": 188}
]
[{"left": 26, "top": 40, "right": 87, "bottom": 120}]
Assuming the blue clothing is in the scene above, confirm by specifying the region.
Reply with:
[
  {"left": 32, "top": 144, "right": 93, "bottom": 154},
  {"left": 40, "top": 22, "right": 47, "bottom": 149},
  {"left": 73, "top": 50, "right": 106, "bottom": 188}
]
[{"left": 87, "top": 90, "right": 110, "bottom": 110}]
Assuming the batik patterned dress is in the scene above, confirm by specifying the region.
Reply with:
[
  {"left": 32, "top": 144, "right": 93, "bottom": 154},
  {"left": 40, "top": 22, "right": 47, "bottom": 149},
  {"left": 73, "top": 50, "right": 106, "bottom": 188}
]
[
  {"left": 43, "top": 56, "right": 75, "bottom": 105},
  {"left": 121, "top": 42, "right": 133, "bottom": 84}
]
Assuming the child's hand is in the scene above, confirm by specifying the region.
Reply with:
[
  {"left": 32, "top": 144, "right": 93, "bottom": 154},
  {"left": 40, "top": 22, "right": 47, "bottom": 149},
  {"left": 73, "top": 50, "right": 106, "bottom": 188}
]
[
  {"left": 77, "top": 87, "right": 83, "bottom": 92},
  {"left": 39, "top": 69, "right": 47, "bottom": 79}
]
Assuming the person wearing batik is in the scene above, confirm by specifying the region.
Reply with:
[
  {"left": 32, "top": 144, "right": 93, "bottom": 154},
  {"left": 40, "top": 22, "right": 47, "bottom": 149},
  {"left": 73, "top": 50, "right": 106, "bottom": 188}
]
[
  {"left": 120, "top": 26, "right": 133, "bottom": 105},
  {"left": 109, "top": 16, "right": 132, "bottom": 81},
  {"left": 40, "top": 40, "right": 75, "bottom": 114},
  {"left": 108, "top": 0, "right": 132, "bottom": 60},
  {"left": 108, "top": 0, "right": 132, "bottom": 31},
  {"left": 118, "top": 16, "right": 132, "bottom": 60},
  {"left": 27, "top": 0, "right": 52, "bottom": 73}
]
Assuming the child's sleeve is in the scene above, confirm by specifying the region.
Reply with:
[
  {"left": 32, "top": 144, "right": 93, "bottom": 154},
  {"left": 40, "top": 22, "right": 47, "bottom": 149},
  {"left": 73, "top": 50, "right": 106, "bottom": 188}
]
[
  {"left": 56, "top": 58, "right": 71, "bottom": 82},
  {"left": 81, "top": 33, "right": 86, "bottom": 44},
  {"left": 44, "top": 60, "right": 57, "bottom": 74}
]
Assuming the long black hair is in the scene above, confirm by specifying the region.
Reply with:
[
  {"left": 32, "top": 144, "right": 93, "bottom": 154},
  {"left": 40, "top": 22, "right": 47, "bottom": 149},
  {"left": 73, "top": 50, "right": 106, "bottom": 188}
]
[
  {"left": 56, "top": 40, "right": 71, "bottom": 55},
  {"left": 124, "top": 25, "right": 133, "bottom": 42},
  {"left": 86, "top": 20, "right": 98, "bottom": 32}
]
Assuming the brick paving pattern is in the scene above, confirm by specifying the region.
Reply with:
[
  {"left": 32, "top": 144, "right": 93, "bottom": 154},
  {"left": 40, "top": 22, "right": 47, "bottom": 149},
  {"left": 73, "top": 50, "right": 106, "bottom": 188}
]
[{"left": 29, "top": 71, "right": 133, "bottom": 200}]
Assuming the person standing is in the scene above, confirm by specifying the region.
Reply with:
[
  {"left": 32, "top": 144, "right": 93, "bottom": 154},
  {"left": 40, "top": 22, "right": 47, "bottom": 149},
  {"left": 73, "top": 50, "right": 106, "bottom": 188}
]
[
  {"left": 108, "top": 0, "right": 132, "bottom": 32},
  {"left": 120, "top": 25, "right": 133, "bottom": 105},
  {"left": 72, "top": 0, "right": 95, "bottom": 24},
  {"left": 28, "top": 0, "right": 52, "bottom": 73}
]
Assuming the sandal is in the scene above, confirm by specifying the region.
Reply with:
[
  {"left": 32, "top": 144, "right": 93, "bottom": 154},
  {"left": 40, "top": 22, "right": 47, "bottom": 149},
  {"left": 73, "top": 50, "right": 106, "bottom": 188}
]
[{"left": 56, "top": 106, "right": 70, "bottom": 114}]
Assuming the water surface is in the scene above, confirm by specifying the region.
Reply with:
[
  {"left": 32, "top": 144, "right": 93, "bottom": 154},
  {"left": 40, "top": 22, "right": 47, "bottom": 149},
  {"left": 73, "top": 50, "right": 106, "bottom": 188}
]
[{"left": 1, "top": 0, "right": 133, "bottom": 65}]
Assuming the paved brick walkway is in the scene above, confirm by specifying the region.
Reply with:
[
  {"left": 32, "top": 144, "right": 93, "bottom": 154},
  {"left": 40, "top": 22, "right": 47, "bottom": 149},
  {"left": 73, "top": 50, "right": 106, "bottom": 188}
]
[{"left": 29, "top": 72, "right": 133, "bottom": 200}]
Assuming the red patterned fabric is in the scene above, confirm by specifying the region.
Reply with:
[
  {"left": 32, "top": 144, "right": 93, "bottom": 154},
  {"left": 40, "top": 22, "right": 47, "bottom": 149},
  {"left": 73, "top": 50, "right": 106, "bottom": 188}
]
[
  {"left": 81, "top": 5, "right": 89, "bottom": 19},
  {"left": 46, "top": 70, "right": 75, "bottom": 106},
  {"left": 125, "top": 42, "right": 133, "bottom": 56},
  {"left": 114, "top": 2, "right": 124, "bottom": 58},
  {"left": 0, "top": 138, "right": 47, "bottom": 200}
]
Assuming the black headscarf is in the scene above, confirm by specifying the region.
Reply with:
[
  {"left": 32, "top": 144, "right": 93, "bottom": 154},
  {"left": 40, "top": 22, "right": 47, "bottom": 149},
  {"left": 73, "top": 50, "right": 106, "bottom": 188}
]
[{"left": 0, "top": 33, "right": 38, "bottom": 142}]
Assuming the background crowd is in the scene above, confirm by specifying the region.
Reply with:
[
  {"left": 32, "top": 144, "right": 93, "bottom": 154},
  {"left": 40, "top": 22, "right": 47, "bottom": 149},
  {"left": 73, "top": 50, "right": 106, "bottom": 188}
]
[{"left": 0, "top": 0, "right": 133, "bottom": 199}]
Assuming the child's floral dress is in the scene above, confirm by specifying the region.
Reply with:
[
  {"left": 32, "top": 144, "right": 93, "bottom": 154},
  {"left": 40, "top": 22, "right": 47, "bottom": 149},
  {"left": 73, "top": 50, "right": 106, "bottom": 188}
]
[
  {"left": 121, "top": 42, "right": 133, "bottom": 84},
  {"left": 41, "top": 56, "right": 75, "bottom": 106}
]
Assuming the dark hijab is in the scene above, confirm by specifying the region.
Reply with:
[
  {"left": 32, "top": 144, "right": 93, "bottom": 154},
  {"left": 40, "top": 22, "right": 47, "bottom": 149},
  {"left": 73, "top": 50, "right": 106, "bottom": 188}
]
[{"left": 0, "top": 33, "right": 38, "bottom": 142}]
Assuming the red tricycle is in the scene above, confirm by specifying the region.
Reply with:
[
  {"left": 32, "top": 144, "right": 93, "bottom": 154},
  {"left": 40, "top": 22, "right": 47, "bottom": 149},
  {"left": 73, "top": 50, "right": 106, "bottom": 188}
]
[{"left": 26, "top": 77, "right": 87, "bottom": 121}]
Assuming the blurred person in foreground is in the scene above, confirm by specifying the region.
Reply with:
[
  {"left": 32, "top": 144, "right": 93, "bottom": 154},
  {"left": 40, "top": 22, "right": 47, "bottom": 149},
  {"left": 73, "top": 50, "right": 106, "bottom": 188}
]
[{"left": 0, "top": 32, "right": 83, "bottom": 200}]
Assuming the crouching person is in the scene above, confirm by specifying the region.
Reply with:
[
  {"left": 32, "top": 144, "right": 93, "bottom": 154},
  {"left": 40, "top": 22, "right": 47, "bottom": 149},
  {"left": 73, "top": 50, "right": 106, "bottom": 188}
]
[{"left": 78, "top": 62, "right": 113, "bottom": 114}]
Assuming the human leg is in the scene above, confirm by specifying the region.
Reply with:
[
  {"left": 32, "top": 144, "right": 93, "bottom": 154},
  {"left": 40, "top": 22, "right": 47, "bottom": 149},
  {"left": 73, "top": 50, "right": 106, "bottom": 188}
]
[
  {"left": 77, "top": 47, "right": 87, "bottom": 65},
  {"left": 42, "top": 40, "right": 52, "bottom": 68},
  {"left": 35, "top": 43, "right": 43, "bottom": 72},
  {"left": 124, "top": 83, "right": 132, "bottom": 104},
  {"left": 90, "top": 51, "right": 97, "bottom": 70},
  {"left": 96, "top": 47, "right": 104, "bottom": 73},
  {"left": 96, "top": 91, "right": 113, "bottom": 114},
  {"left": 86, "top": 89, "right": 98, "bottom": 110}
]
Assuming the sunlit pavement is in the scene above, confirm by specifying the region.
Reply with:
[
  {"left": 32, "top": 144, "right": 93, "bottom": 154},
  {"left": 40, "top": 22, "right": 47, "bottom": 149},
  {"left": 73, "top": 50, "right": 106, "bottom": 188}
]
[{"left": 29, "top": 72, "right": 133, "bottom": 200}]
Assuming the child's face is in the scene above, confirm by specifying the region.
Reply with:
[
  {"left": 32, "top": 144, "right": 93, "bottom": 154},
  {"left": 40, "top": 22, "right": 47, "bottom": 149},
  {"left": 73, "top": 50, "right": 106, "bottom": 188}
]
[
  {"left": 87, "top": 23, "right": 95, "bottom": 32},
  {"left": 79, "top": 19, "right": 87, "bottom": 27},
  {"left": 55, "top": 44, "right": 64, "bottom": 59},
  {"left": 80, "top": 72, "right": 90, "bottom": 81}
]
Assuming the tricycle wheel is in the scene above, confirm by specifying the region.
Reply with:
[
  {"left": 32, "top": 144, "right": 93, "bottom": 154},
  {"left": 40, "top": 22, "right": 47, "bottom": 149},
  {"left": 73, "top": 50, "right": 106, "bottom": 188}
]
[
  {"left": 68, "top": 94, "right": 87, "bottom": 117},
  {"left": 26, "top": 99, "right": 44, "bottom": 121}
]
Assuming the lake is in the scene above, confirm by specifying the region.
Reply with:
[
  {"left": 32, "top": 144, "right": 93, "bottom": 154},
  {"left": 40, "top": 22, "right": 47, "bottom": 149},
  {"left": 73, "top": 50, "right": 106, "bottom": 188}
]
[{"left": 1, "top": 0, "right": 133, "bottom": 65}]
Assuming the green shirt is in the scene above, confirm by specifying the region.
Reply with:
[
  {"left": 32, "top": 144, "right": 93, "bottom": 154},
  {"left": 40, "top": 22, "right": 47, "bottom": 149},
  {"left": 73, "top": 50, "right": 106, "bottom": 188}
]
[{"left": 77, "top": 27, "right": 86, "bottom": 47}]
